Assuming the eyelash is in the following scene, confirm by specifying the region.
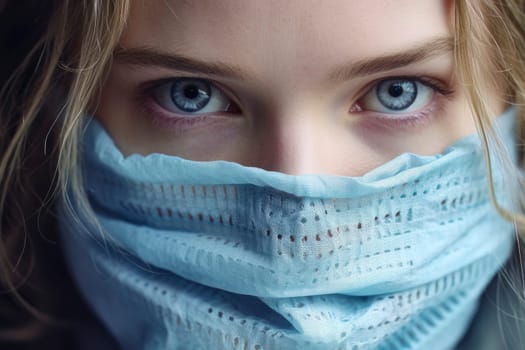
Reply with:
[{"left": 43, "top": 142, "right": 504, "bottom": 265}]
[
  {"left": 352, "top": 76, "right": 454, "bottom": 128},
  {"left": 136, "top": 76, "right": 454, "bottom": 131},
  {"left": 136, "top": 78, "right": 241, "bottom": 132}
]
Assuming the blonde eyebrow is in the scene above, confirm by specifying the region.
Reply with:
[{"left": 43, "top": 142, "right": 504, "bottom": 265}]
[
  {"left": 114, "top": 46, "right": 253, "bottom": 80},
  {"left": 113, "top": 36, "right": 454, "bottom": 82},
  {"left": 328, "top": 37, "right": 454, "bottom": 82}
]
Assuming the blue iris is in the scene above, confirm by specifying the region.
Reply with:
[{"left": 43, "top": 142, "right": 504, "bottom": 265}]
[
  {"left": 171, "top": 79, "right": 211, "bottom": 112},
  {"left": 376, "top": 79, "right": 417, "bottom": 111}
]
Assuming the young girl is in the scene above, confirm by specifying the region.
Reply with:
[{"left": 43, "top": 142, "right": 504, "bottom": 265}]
[{"left": 1, "top": 1, "right": 525, "bottom": 349}]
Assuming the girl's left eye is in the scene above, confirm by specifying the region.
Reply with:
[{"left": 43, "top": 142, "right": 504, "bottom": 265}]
[
  {"left": 357, "top": 78, "right": 434, "bottom": 114},
  {"left": 153, "top": 78, "right": 235, "bottom": 115}
]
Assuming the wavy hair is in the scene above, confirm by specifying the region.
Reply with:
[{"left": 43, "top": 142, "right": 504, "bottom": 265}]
[{"left": 0, "top": 0, "right": 524, "bottom": 348}]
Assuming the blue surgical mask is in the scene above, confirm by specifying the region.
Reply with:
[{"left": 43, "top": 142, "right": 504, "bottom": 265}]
[{"left": 60, "top": 108, "right": 517, "bottom": 350}]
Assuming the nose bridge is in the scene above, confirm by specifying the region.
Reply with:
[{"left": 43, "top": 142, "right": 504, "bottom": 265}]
[{"left": 254, "top": 110, "right": 324, "bottom": 175}]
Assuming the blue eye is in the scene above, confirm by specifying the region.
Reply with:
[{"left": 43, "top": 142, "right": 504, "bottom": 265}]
[
  {"left": 360, "top": 78, "right": 434, "bottom": 113},
  {"left": 377, "top": 80, "right": 416, "bottom": 110},
  {"left": 153, "top": 78, "right": 233, "bottom": 115},
  {"left": 171, "top": 79, "right": 211, "bottom": 112}
]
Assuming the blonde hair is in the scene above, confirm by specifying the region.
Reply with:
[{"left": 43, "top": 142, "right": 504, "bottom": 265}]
[
  {"left": 455, "top": 2, "right": 525, "bottom": 347},
  {"left": 0, "top": 0, "right": 129, "bottom": 344},
  {"left": 1, "top": 0, "right": 524, "bottom": 346}
]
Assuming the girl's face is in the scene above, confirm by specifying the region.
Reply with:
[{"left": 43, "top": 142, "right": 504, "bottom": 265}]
[{"left": 96, "top": 0, "right": 503, "bottom": 176}]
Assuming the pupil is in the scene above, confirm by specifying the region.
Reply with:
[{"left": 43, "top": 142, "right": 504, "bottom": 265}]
[
  {"left": 184, "top": 85, "right": 200, "bottom": 99},
  {"left": 171, "top": 78, "right": 212, "bottom": 113},
  {"left": 389, "top": 84, "right": 404, "bottom": 98},
  {"left": 376, "top": 79, "right": 417, "bottom": 111}
]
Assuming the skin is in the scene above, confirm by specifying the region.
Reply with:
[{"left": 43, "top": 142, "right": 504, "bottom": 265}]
[{"left": 95, "top": 0, "right": 504, "bottom": 176}]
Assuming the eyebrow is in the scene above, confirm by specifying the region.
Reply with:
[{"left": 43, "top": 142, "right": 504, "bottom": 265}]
[
  {"left": 114, "top": 46, "right": 252, "bottom": 80},
  {"left": 113, "top": 37, "right": 454, "bottom": 82},
  {"left": 329, "top": 37, "right": 453, "bottom": 82}
]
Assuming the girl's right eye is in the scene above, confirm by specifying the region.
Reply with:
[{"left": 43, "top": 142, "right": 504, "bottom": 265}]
[{"left": 153, "top": 78, "right": 237, "bottom": 116}]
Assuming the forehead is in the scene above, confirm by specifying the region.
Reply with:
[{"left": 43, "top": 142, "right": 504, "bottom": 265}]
[{"left": 122, "top": 1, "right": 451, "bottom": 79}]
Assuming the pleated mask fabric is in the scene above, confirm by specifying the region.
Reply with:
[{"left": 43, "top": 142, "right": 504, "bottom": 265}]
[{"left": 60, "top": 108, "right": 517, "bottom": 350}]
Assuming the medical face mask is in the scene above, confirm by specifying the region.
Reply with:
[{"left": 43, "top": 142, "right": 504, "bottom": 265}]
[{"left": 60, "top": 109, "right": 516, "bottom": 350}]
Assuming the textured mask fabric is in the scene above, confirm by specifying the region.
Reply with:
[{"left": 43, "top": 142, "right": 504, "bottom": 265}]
[{"left": 60, "top": 109, "right": 517, "bottom": 350}]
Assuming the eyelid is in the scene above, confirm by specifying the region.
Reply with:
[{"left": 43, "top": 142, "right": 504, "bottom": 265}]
[
  {"left": 354, "top": 75, "right": 453, "bottom": 102},
  {"left": 351, "top": 75, "right": 454, "bottom": 112},
  {"left": 137, "top": 76, "right": 243, "bottom": 111},
  {"left": 136, "top": 77, "right": 245, "bottom": 133}
]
